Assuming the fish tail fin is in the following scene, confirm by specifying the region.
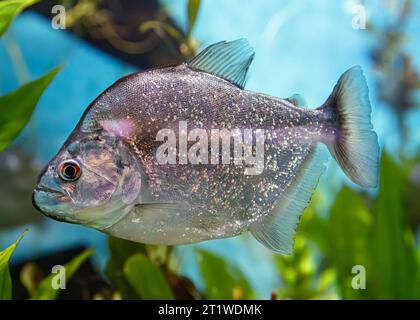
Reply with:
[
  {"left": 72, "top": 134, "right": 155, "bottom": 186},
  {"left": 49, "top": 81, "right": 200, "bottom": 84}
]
[
  {"left": 250, "top": 147, "right": 327, "bottom": 254},
  {"left": 319, "top": 66, "right": 379, "bottom": 188}
]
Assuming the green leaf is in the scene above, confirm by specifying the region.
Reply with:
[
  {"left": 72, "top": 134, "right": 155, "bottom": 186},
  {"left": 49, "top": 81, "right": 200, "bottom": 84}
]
[
  {"left": 275, "top": 236, "right": 330, "bottom": 299},
  {"left": 19, "top": 263, "right": 43, "bottom": 297},
  {"left": 187, "top": 0, "right": 200, "bottom": 36},
  {"left": 0, "top": 0, "right": 38, "bottom": 37},
  {"left": 124, "top": 253, "right": 174, "bottom": 300},
  {"left": 197, "top": 249, "right": 254, "bottom": 299},
  {"left": 105, "top": 237, "right": 147, "bottom": 299},
  {"left": 31, "top": 248, "right": 93, "bottom": 300},
  {"left": 0, "top": 230, "right": 27, "bottom": 300},
  {"left": 369, "top": 153, "right": 418, "bottom": 299},
  {"left": 0, "top": 66, "right": 61, "bottom": 152},
  {"left": 326, "top": 186, "right": 372, "bottom": 299}
]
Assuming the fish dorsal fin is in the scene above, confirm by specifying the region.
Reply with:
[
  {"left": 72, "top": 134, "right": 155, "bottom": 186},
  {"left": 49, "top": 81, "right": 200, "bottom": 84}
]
[
  {"left": 286, "top": 94, "right": 307, "bottom": 108},
  {"left": 187, "top": 39, "right": 255, "bottom": 89}
]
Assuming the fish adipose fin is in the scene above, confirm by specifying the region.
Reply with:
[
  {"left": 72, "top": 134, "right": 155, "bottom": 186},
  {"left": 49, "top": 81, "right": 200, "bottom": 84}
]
[
  {"left": 286, "top": 94, "right": 307, "bottom": 108},
  {"left": 321, "top": 66, "right": 379, "bottom": 188},
  {"left": 250, "top": 147, "right": 327, "bottom": 254},
  {"left": 187, "top": 39, "right": 255, "bottom": 89}
]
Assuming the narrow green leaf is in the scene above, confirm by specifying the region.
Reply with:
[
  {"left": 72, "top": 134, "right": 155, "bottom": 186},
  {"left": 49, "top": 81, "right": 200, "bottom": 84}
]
[
  {"left": 197, "top": 249, "right": 254, "bottom": 299},
  {"left": 187, "top": 0, "right": 200, "bottom": 36},
  {"left": 326, "top": 187, "right": 372, "bottom": 299},
  {"left": 31, "top": 248, "right": 93, "bottom": 300},
  {"left": 0, "top": 66, "right": 61, "bottom": 152},
  {"left": 0, "top": 229, "right": 27, "bottom": 300},
  {"left": 124, "top": 253, "right": 174, "bottom": 300},
  {"left": 20, "top": 263, "right": 43, "bottom": 297},
  {"left": 105, "top": 237, "right": 147, "bottom": 299},
  {"left": 369, "top": 153, "right": 418, "bottom": 299},
  {"left": 0, "top": 0, "right": 38, "bottom": 37}
]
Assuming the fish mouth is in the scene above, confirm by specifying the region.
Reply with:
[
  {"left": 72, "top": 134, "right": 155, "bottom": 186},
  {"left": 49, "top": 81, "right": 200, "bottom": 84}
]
[
  {"left": 32, "top": 185, "right": 67, "bottom": 214},
  {"left": 32, "top": 190, "right": 43, "bottom": 213},
  {"left": 35, "top": 185, "right": 64, "bottom": 195},
  {"left": 31, "top": 184, "right": 88, "bottom": 226},
  {"left": 32, "top": 189, "right": 78, "bottom": 224}
]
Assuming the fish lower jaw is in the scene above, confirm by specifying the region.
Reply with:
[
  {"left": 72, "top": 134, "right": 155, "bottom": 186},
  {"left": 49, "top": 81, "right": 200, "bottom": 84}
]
[{"left": 46, "top": 212, "right": 79, "bottom": 224}]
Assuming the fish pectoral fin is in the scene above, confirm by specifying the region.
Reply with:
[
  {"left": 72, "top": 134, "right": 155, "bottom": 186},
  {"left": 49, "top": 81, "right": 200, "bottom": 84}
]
[
  {"left": 286, "top": 94, "right": 307, "bottom": 108},
  {"left": 250, "top": 146, "right": 327, "bottom": 254},
  {"left": 134, "top": 202, "right": 188, "bottom": 215},
  {"left": 187, "top": 39, "right": 255, "bottom": 89}
]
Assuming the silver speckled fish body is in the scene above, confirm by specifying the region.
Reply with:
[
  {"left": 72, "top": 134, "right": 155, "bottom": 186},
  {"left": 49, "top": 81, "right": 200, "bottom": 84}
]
[
  {"left": 85, "top": 65, "right": 320, "bottom": 242},
  {"left": 33, "top": 40, "right": 379, "bottom": 253}
]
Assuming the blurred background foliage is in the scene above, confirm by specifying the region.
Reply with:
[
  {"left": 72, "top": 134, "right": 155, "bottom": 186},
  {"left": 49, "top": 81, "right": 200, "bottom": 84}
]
[{"left": 0, "top": 0, "right": 419, "bottom": 300}]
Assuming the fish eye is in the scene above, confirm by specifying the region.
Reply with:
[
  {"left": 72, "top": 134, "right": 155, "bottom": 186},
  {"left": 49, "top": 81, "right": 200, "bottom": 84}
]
[{"left": 58, "top": 160, "right": 82, "bottom": 182}]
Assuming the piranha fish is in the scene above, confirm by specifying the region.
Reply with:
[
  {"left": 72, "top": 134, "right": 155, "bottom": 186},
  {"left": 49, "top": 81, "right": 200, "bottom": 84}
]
[{"left": 32, "top": 39, "right": 379, "bottom": 253}]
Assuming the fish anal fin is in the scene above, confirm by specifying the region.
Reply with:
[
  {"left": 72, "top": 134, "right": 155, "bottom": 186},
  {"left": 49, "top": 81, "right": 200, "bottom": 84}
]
[
  {"left": 187, "top": 39, "right": 255, "bottom": 89},
  {"left": 250, "top": 146, "right": 327, "bottom": 254}
]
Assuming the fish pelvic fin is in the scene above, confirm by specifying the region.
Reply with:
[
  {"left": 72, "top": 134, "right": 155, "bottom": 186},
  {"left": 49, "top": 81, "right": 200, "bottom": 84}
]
[
  {"left": 320, "top": 66, "right": 379, "bottom": 188},
  {"left": 250, "top": 146, "right": 327, "bottom": 254}
]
